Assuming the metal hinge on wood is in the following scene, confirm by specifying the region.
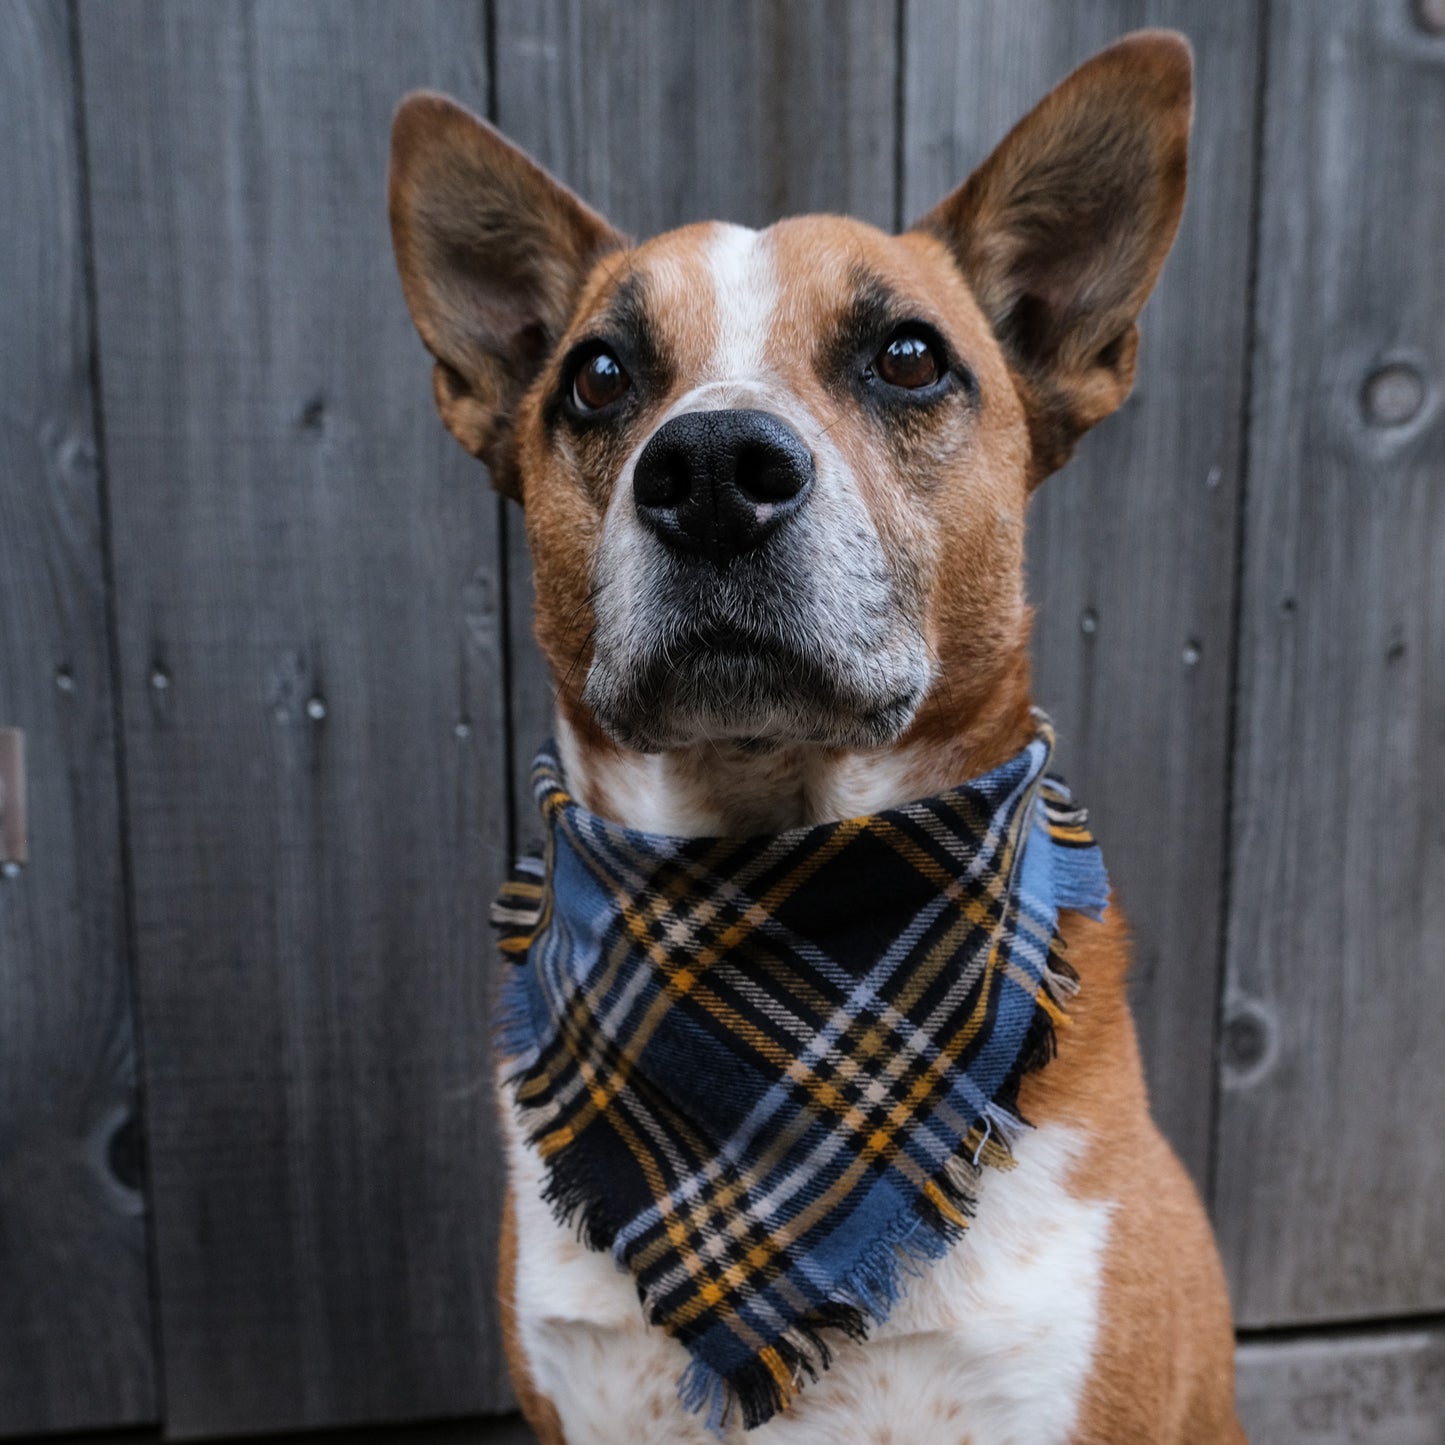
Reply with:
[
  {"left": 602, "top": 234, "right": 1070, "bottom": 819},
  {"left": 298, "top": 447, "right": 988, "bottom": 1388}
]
[{"left": 0, "top": 728, "right": 26, "bottom": 874}]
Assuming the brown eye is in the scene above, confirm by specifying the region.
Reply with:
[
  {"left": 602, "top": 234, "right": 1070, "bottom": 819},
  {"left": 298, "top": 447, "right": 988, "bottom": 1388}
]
[
  {"left": 874, "top": 330, "right": 942, "bottom": 390},
  {"left": 572, "top": 348, "right": 631, "bottom": 412}
]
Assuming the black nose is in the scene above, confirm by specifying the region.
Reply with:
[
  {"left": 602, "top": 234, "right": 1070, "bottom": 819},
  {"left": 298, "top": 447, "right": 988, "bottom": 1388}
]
[{"left": 632, "top": 409, "right": 814, "bottom": 565}]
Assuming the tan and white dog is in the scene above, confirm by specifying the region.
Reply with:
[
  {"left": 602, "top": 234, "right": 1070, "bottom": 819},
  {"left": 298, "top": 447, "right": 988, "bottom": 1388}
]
[{"left": 390, "top": 31, "right": 1246, "bottom": 1445}]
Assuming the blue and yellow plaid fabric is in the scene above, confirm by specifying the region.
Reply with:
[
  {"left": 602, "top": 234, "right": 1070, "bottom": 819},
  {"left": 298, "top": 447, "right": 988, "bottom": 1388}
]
[{"left": 493, "top": 715, "right": 1109, "bottom": 1431}]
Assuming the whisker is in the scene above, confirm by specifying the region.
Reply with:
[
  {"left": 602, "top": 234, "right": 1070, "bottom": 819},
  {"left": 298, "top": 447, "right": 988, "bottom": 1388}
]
[{"left": 555, "top": 622, "right": 597, "bottom": 706}]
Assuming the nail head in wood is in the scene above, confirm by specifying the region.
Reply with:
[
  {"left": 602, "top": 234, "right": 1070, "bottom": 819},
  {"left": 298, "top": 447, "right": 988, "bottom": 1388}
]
[
  {"left": 1362, "top": 362, "right": 1426, "bottom": 427},
  {"left": 1080, "top": 608, "right": 1098, "bottom": 636},
  {"left": 1416, "top": 0, "right": 1445, "bottom": 36},
  {"left": 305, "top": 696, "right": 327, "bottom": 721},
  {"left": 0, "top": 728, "right": 28, "bottom": 868},
  {"left": 106, "top": 1111, "right": 145, "bottom": 1194},
  {"left": 1222, "top": 1006, "right": 1271, "bottom": 1073}
]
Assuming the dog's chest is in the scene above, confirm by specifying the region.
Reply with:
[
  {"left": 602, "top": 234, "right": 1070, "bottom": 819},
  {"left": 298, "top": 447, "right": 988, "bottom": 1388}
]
[{"left": 504, "top": 1103, "right": 1113, "bottom": 1445}]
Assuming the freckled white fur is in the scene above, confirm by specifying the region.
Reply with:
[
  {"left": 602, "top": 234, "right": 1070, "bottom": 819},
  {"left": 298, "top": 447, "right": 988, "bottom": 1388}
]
[
  {"left": 557, "top": 712, "right": 934, "bottom": 837},
  {"left": 506, "top": 1098, "right": 1111, "bottom": 1445},
  {"left": 807, "top": 746, "right": 932, "bottom": 821},
  {"left": 555, "top": 715, "right": 728, "bottom": 836}
]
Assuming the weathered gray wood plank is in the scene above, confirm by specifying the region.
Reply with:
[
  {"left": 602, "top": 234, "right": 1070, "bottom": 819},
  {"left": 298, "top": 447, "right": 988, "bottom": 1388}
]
[
  {"left": 492, "top": 0, "right": 899, "bottom": 820},
  {"left": 1236, "top": 1326, "right": 1445, "bottom": 1444},
  {"left": 902, "top": 2, "right": 1262, "bottom": 1188},
  {"left": 1217, "top": 0, "right": 1445, "bottom": 1325},
  {"left": 0, "top": 2, "right": 157, "bottom": 1433},
  {"left": 77, "top": 2, "right": 511, "bottom": 1432},
  {"left": 7, "top": 1416, "right": 542, "bottom": 1445}
]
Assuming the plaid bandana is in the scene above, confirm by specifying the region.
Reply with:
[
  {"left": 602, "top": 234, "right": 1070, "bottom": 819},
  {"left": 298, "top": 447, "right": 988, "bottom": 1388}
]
[{"left": 493, "top": 714, "right": 1108, "bottom": 1432}]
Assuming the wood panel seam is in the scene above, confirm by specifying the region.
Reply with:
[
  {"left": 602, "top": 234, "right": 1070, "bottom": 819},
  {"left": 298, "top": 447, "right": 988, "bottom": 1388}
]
[
  {"left": 1236, "top": 1306, "right": 1445, "bottom": 1347},
  {"left": 1204, "top": 0, "right": 1274, "bottom": 1216},
  {"left": 892, "top": 0, "right": 907, "bottom": 232},
  {"left": 65, "top": 0, "right": 164, "bottom": 1422}
]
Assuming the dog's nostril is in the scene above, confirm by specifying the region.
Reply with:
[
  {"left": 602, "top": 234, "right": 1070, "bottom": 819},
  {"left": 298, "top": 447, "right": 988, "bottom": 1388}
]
[
  {"left": 634, "top": 452, "right": 689, "bottom": 508},
  {"left": 736, "top": 444, "right": 809, "bottom": 504}
]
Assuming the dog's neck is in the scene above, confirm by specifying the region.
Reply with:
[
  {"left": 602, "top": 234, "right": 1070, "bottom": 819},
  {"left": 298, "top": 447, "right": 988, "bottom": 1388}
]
[{"left": 553, "top": 655, "right": 1036, "bottom": 836}]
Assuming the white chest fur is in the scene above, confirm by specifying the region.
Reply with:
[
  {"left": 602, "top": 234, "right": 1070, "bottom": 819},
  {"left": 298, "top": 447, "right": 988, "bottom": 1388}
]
[{"left": 503, "top": 1098, "right": 1113, "bottom": 1445}]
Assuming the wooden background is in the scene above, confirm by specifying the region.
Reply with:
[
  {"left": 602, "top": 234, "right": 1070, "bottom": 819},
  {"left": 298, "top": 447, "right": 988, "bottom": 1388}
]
[{"left": 1, "top": 1, "right": 1441, "bottom": 1441}]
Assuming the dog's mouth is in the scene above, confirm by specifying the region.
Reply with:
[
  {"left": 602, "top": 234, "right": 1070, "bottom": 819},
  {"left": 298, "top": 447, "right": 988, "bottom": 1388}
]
[{"left": 582, "top": 563, "right": 932, "bottom": 753}]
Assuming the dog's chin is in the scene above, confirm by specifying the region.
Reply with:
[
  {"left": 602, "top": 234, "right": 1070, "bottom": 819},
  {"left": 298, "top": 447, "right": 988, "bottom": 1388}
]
[{"left": 583, "top": 640, "right": 929, "bottom": 754}]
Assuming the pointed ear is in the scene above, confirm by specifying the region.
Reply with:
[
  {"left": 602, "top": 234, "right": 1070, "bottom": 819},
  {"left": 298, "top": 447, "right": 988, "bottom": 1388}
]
[
  {"left": 388, "top": 93, "right": 624, "bottom": 498},
  {"left": 913, "top": 32, "right": 1192, "bottom": 482}
]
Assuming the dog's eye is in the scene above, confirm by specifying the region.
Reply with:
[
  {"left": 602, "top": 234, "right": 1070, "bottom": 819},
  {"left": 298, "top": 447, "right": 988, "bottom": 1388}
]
[
  {"left": 872, "top": 328, "right": 943, "bottom": 390},
  {"left": 572, "top": 348, "right": 631, "bottom": 412}
]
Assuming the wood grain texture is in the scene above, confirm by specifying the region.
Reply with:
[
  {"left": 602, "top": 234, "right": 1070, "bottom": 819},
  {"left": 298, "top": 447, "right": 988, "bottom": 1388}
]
[
  {"left": 1236, "top": 1326, "right": 1445, "bottom": 1444},
  {"left": 0, "top": 2, "right": 157, "bottom": 1432},
  {"left": 491, "top": 0, "right": 900, "bottom": 823},
  {"left": 11, "top": 1417, "right": 544, "bottom": 1445},
  {"left": 1216, "top": 0, "right": 1445, "bottom": 1325},
  {"left": 901, "top": 2, "right": 1262, "bottom": 1187},
  {"left": 77, "top": 2, "right": 511, "bottom": 1432},
  {"left": 0, "top": 3, "right": 1436, "bottom": 1435}
]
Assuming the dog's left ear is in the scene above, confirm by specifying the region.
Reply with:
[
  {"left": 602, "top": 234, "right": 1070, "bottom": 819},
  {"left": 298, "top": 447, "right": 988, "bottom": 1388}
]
[
  {"left": 389, "top": 93, "right": 624, "bottom": 498},
  {"left": 914, "top": 31, "right": 1192, "bottom": 482}
]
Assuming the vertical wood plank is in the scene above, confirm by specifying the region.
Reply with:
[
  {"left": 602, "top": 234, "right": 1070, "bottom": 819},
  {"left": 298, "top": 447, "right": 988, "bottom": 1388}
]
[
  {"left": 1236, "top": 1326, "right": 1445, "bottom": 1443},
  {"left": 495, "top": 0, "right": 898, "bottom": 238},
  {"left": 9, "top": 1417, "right": 545, "bottom": 1445},
  {"left": 0, "top": 2, "right": 157, "bottom": 1432},
  {"left": 1217, "top": 0, "right": 1445, "bottom": 1324},
  {"left": 492, "top": 0, "right": 900, "bottom": 817},
  {"left": 901, "top": 2, "right": 1262, "bottom": 1186},
  {"left": 77, "top": 2, "right": 512, "bottom": 1431}
]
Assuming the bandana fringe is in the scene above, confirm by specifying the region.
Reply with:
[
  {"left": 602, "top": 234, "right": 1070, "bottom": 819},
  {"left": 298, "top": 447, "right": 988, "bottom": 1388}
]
[
  {"left": 493, "top": 977, "right": 540, "bottom": 1069},
  {"left": 1049, "top": 840, "right": 1112, "bottom": 922},
  {"left": 678, "top": 1354, "right": 734, "bottom": 1434},
  {"left": 667, "top": 1113, "right": 997, "bottom": 1433},
  {"left": 537, "top": 1129, "right": 627, "bottom": 1254}
]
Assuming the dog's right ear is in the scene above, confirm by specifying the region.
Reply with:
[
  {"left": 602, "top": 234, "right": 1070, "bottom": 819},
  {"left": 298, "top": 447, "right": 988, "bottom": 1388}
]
[{"left": 389, "top": 93, "right": 623, "bottom": 498}]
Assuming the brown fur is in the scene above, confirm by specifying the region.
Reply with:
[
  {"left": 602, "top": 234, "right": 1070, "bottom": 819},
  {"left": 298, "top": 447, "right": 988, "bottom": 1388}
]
[
  {"left": 914, "top": 31, "right": 1192, "bottom": 481},
  {"left": 391, "top": 30, "right": 1243, "bottom": 1443},
  {"left": 388, "top": 93, "right": 622, "bottom": 495},
  {"left": 1027, "top": 912, "right": 1247, "bottom": 1443},
  {"left": 498, "top": 1193, "right": 567, "bottom": 1445}
]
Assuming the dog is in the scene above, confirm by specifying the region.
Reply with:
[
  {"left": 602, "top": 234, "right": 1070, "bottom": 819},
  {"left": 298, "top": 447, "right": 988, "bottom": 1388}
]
[{"left": 389, "top": 30, "right": 1245, "bottom": 1444}]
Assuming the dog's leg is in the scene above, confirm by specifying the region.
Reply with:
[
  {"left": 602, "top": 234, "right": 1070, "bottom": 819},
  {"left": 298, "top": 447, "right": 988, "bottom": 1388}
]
[{"left": 499, "top": 1188, "right": 568, "bottom": 1445}]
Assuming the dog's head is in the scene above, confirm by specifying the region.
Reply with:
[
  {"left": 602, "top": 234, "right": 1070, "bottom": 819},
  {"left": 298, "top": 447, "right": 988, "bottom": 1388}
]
[{"left": 390, "top": 34, "right": 1191, "bottom": 758}]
